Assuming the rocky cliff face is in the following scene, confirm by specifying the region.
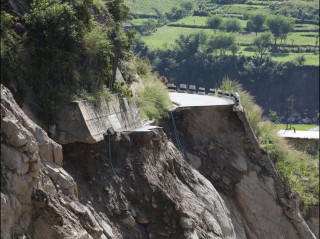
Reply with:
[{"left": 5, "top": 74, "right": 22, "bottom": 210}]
[
  {"left": 165, "top": 105, "right": 317, "bottom": 239},
  {"left": 1, "top": 84, "right": 238, "bottom": 238},
  {"left": 1, "top": 84, "right": 317, "bottom": 239}
]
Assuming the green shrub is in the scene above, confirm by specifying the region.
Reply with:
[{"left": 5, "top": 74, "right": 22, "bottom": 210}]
[
  {"left": 1, "top": 11, "right": 25, "bottom": 96},
  {"left": 135, "top": 73, "right": 171, "bottom": 120},
  {"left": 208, "top": 33, "right": 237, "bottom": 55},
  {"left": 269, "top": 109, "right": 280, "bottom": 123},
  {"left": 73, "top": 85, "right": 112, "bottom": 106},
  {"left": 223, "top": 18, "right": 242, "bottom": 32},
  {"left": 206, "top": 15, "right": 223, "bottom": 29},
  {"left": 83, "top": 23, "right": 113, "bottom": 90}
]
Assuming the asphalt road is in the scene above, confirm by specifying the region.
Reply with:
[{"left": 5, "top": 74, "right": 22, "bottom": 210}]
[{"left": 169, "top": 92, "right": 234, "bottom": 107}]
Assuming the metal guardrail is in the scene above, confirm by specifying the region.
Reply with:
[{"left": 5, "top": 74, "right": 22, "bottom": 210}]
[{"left": 166, "top": 83, "right": 241, "bottom": 106}]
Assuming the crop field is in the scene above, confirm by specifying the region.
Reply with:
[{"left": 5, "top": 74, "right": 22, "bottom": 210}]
[
  {"left": 295, "top": 24, "right": 319, "bottom": 31},
  {"left": 142, "top": 23, "right": 319, "bottom": 46},
  {"left": 141, "top": 26, "right": 207, "bottom": 49},
  {"left": 169, "top": 16, "right": 248, "bottom": 28},
  {"left": 169, "top": 16, "right": 209, "bottom": 27},
  {"left": 131, "top": 18, "right": 151, "bottom": 26},
  {"left": 127, "top": 0, "right": 198, "bottom": 15},
  {"left": 132, "top": 0, "right": 319, "bottom": 66}
]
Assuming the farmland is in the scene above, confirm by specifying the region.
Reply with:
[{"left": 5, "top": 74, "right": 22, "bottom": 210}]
[{"left": 130, "top": 0, "right": 319, "bottom": 66}]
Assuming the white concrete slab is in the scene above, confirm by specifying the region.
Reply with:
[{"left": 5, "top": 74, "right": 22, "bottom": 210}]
[
  {"left": 127, "top": 125, "right": 161, "bottom": 132},
  {"left": 169, "top": 92, "right": 234, "bottom": 107},
  {"left": 277, "top": 130, "right": 319, "bottom": 139}
]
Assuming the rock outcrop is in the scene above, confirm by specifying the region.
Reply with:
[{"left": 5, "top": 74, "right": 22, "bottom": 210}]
[
  {"left": 167, "top": 104, "right": 317, "bottom": 239},
  {"left": 1, "top": 83, "right": 318, "bottom": 239},
  {"left": 1, "top": 84, "right": 238, "bottom": 238}
]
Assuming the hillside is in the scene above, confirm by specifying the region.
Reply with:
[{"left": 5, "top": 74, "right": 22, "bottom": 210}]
[
  {"left": 129, "top": 0, "right": 319, "bottom": 65},
  {"left": 129, "top": 0, "right": 319, "bottom": 120},
  {"left": 1, "top": 0, "right": 319, "bottom": 238}
]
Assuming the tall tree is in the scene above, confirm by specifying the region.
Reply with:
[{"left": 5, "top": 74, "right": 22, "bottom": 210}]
[
  {"left": 207, "top": 15, "right": 223, "bottom": 29},
  {"left": 266, "top": 15, "right": 294, "bottom": 50},
  {"left": 249, "top": 13, "right": 266, "bottom": 35}
]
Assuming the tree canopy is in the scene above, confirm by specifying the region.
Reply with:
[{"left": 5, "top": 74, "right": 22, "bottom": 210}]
[{"left": 266, "top": 15, "right": 294, "bottom": 46}]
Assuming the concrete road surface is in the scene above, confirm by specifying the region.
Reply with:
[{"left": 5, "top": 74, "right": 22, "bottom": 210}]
[{"left": 169, "top": 92, "right": 234, "bottom": 107}]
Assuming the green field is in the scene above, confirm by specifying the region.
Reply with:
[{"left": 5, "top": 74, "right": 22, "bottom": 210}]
[
  {"left": 276, "top": 124, "right": 319, "bottom": 131},
  {"left": 142, "top": 24, "right": 320, "bottom": 47},
  {"left": 219, "top": 3, "right": 269, "bottom": 14},
  {"left": 141, "top": 25, "right": 319, "bottom": 65},
  {"left": 127, "top": 0, "right": 198, "bottom": 15},
  {"left": 238, "top": 46, "right": 319, "bottom": 65},
  {"left": 270, "top": 52, "right": 319, "bottom": 65},
  {"left": 295, "top": 24, "right": 319, "bottom": 31},
  {"left": 170, "top": 15, "right": 248, "bottom": 28},
  {"left": 131, "top": 18, "right": 151, "bottom": 26},
  {"left": 132, "top": 0, "right": 319, "bottom": 66},
  {"left": 141, "top": 26, "right": 207, "bottom": 49},
  {"left": 236, "top": 31, "right": 319, "bottom": 46},
  {"left": 169, "top": 16, "right": 209, "bottom": 27}
]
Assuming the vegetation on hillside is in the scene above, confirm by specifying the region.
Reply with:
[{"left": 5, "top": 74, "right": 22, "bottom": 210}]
[
  {"left": 129, "top": 0, "right": 319, "bottom": 65},
  {"left": 135, "top": 31, "right": 300, "bottom": 93},
  {"left": 1, "top": 0, "right": 172, "bottom": 125},
  {"left": 133, "top": 58, "right": 171, "bottom": 120},
  {"left": 219, "top": 78, "right": 319, "bottom": 208}
]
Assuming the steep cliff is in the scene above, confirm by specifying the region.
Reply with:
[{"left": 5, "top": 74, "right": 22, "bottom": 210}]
[
  {"left": 1, "top": 85, "right": 238, "bottom": 238},
  {"left": 164, "top": 105, "right": 317, "bottom": 239},
  {"left": 2, "top": 82, "right": 318, "bottom": 239}
]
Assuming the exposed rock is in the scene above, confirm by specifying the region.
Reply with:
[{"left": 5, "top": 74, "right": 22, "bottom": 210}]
[
  {"left": 122, "top": 214, "right": 136, "bottom": 228},
  {"left": 186, "top": 152, "right": 202, "bottom": 169},
  {"left": 172, "top": 104, "right": 317, "bottom": 239},
  {"left": 230, "top": 153, "right": 247, "bottom": 172},
  {"left": 2, "top": 80, "right": 317, "bottom": 239},
  {"left": 179, "top": 216, "right": 195, "bottom": 229}
]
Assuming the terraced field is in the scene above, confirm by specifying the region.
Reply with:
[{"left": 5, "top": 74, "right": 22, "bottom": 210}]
[
  {"left": 127, "top": 0, "right": 198, "bottom": 15},
  {"left": 130, "top": 0, "right": 319, "bottom": 66}
]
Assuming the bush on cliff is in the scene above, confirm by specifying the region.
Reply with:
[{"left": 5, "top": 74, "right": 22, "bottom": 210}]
[
  {"left": 1, "top": 0, "right": 133, "bottom": 125},
  {"left": 133, "top": 58, "right": 171, "bottom": 120},
  {"left": 220, "top": 77, "right": 319, "bottom": 209}
]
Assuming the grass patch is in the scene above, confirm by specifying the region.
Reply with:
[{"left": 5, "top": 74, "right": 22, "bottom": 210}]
[
  {"left": 142, "top": 26, "right": 320, "bottom": 65},
  {"left": 236, "top": 31, "right": 319, "bottom": 46},
  {"left": 295, "top": 24, "right": 319, "bottom": 30},
  {"left": 238, "top": 47, "right": 319, "bottom": 66},
  {"left": 276, "top": 124, "right": 318, "bottom": 131},
  {"left": 135, "top": 73, "right": 171, "bottom": 120},
  {"left": 271, "top": 52, "right": 319, "bottom": 66},
  {"left": 170, "top": 16, "right": 209, "bottom": 27},
  {"left": 142, "top": 26, "right": 214, "bottom": 49},
  {"left": 127, "top": 0, "right": 198, "bottom": 15},
  {"left": 170, "top": 15, "right": 248, "bottom": 28},
  {"left": 286, "top": 32, "right": 319, "bottom": 46},
  {"left": 131, "top": 18, "right": 152, "bottom": 26},
  {"left": 219, "top": 3, "right": 269, "bottom": 15}
]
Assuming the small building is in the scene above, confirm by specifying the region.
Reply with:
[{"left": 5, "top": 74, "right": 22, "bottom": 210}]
[{"left": 277, "top": 130, "right": 319, "bottom": 151}]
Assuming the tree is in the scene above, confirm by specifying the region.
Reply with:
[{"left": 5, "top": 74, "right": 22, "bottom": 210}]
[
  {"left": 249, "top": 13, "right": 266, "bottom": 35},
  {"left": 253, "top": 32, "right": 272, "bottom": 58},
  {"left": 208, "top": 33, "right": 237, "bottom": 55},
  {"left": 207, "top": 15, "right": 223, "bottom": 29},
  {"left": 266, "top": 15, "right": 294, "bottom": 49},
  {"left": 224, "top": 19, "right": 242, "bottom": 32},
  {"left": 181, "top": 1, "right": 193, "bottom": 12},
  {"left": 140, "top": 20, "right": 158, "bottom": 35}
]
